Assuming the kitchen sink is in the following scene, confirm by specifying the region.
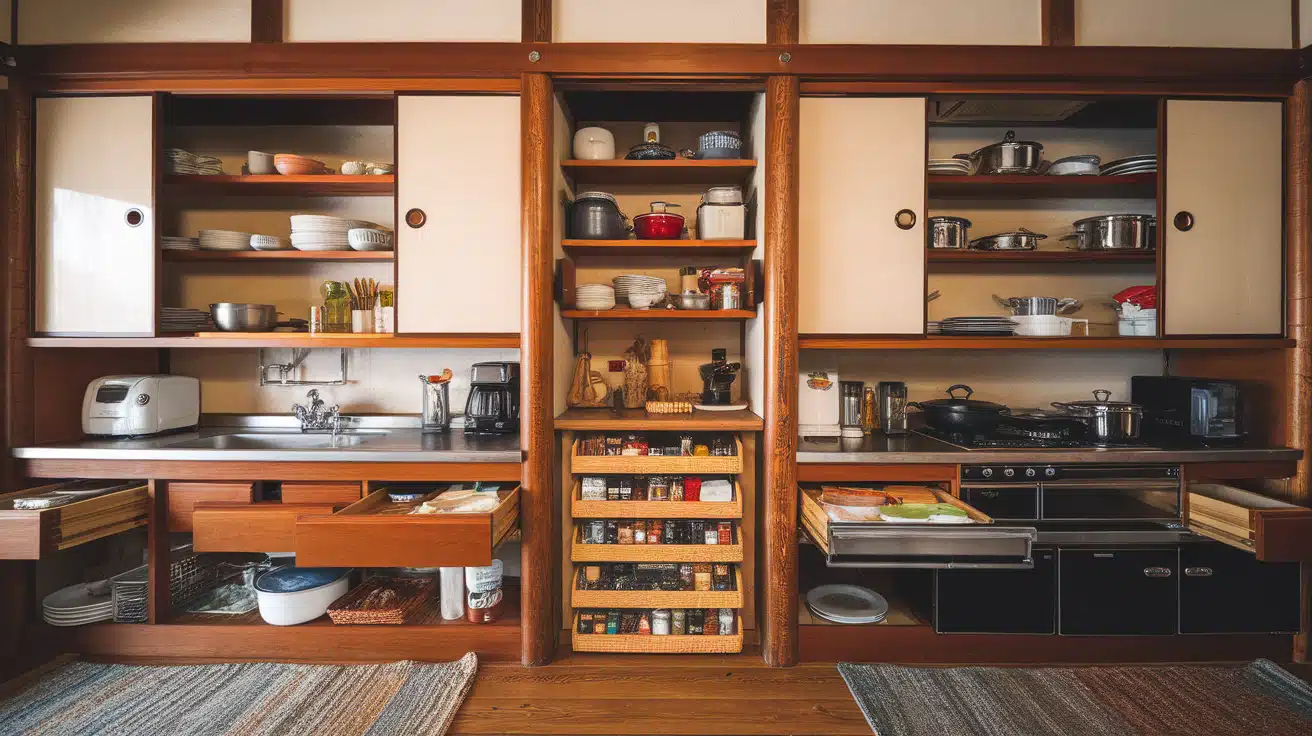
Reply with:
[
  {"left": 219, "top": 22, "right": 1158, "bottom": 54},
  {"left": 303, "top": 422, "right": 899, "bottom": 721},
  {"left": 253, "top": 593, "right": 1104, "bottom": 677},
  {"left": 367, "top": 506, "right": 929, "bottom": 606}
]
[{"left": 167, "top": 431, "right": 389, "bottom": 450}]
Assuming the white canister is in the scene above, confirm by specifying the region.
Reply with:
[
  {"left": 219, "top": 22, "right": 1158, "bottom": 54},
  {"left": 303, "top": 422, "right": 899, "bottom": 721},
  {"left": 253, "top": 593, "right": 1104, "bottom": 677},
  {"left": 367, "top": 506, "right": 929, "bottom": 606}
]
[
  {"left": 698, "top": 203, "right": 746, "bottom": 240},
  {"left": 573, "top": 127, "right": 616, "bottom": 160},
  {"left": 439, "top": 566, "right": 465, "bottom": 620},
  {"left": 351, "top": 309, "right": 373, "bottom": 333}
]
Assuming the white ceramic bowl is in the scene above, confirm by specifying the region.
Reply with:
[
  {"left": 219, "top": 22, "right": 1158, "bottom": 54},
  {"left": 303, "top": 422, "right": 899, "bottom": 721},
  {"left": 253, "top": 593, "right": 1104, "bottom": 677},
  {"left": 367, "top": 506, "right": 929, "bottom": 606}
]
[
  {"left": 573, "top": 127, "right": 616, "bottom": 160},
  {"left": 628, "top": 292, "right": 660, "bottom": 310},
  {"left": 248, "top": 151, "right": 276, "bottom": 175},
  {"left": 347, "top": 228, "right": 394, "bottom": 251},
  {"left": 255, "top": 571, "right": 349, "bottom": 626}
]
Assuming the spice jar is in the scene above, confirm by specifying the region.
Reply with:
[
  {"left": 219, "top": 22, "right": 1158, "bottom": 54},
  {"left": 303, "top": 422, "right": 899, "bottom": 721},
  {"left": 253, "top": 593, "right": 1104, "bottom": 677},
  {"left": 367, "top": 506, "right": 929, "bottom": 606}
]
[
  {"left": 638, "top": 612, "right": 651, "bottom": 635},
  {"left": 693, "top": 563, "right": 712, "bottom": 591},
  {"left": 633, "top": 520, "right": 647, "bottom": 544},
  {"left": 618, "top": 521, "right": 634, "bottom": 545},
  {"left": 684, "top": 477, "right": 701, "bottom": 501},
  {"left": 672, "top": 609, "right": 687, "bottom": 634},
  {"left": 648, "top": 476, "right": 669, "bottom": 501},
  {"left": 652, "top": 609, "right": 671, "bottom": 635},
  {"left": 669, "top": 478, "right": 684, "bottom": 501},
  {"left": 704, "top": 608, "right": 720, "bottom": 635},
  {"left": 648, "top": 519, "right": 663, "bottom": 544},
  {"left": 579, "top": 611, "right": 594, "bottom": 634},
  {"left": 719, "top": 608, "right": 735, "bottom": 635},
  {"left": 718, "top": 521, "right": 732, "bottom": 545}
]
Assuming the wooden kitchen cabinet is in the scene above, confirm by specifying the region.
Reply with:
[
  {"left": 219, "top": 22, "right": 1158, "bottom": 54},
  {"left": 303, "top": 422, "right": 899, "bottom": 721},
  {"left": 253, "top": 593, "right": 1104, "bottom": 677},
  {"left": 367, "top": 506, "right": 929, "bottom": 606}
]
[
  {"left": 1164, "top": 100, "right": 1285, "bottom": 336},
  {"left": 35, "top": 95, "right": 156, "bottom": 336},
  {"left": 396, "top": 94, "right": 521, "bottom": 334},
  {"left": 799, "top": 97, "right": 926, "bottom": 335}
]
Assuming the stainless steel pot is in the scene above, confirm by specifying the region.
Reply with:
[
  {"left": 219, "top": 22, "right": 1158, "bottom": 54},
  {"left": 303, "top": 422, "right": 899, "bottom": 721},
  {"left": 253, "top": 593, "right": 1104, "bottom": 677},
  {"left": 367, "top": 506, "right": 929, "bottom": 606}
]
[
  {"left": 927, "top": 216, "right": 972, "bottom": 249},
  {"left": 1060, "top": 214, "right": 1156, "bottom": 251},
  {"left": 210, "top": 303, "right": 277, "bottom": 332},
  {"left": 969, "top": 130, "right": 1044, "bottom": 175},
  {"left": 992, "top": 295, "right": 1081, "bottom": 316},
  {"left": 1051, "top": 389, "right": 1143, "bottom": 442},
  {"left": 969, "top": 227, "right": 1047, "bottom": 251}
]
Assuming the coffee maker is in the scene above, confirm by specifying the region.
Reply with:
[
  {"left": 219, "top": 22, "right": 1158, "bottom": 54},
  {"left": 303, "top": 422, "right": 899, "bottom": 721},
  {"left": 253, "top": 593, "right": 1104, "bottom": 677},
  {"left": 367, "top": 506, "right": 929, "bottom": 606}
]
[
  {"left": 698, "top": 349, "right": 741, "bottom": 406},
  {"left": 464, "top": 362, "right": 520, "bottom": 434}
]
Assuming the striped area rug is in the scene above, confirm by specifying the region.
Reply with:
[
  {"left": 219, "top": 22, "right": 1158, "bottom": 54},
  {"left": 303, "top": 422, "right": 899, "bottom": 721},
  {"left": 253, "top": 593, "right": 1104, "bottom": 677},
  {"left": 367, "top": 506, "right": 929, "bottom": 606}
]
[
  {"left": 839, "top": 659, "right": 1312, "bottom": 736},
  {"left": 0, "top": 653, "right": 477, "bottom": 736}
]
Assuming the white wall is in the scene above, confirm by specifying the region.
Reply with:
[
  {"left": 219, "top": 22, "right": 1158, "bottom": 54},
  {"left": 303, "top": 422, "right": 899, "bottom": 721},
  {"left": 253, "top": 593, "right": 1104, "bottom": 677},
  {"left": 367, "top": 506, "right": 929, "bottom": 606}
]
[
  {"left": 19, "top": 0, "right": 250, "bottom": 44},
  {"left": 555, "top": 0, "right": 766, "bottom": 43},
  {"left": 801, "top": 0, "right": 1041, "bottom": 45},
  {"left": 1075, "top": 0, "right": 1293, "bottom": 49},
  {"left": 286, "top": 0, "right": 521, "bottom": 42}
]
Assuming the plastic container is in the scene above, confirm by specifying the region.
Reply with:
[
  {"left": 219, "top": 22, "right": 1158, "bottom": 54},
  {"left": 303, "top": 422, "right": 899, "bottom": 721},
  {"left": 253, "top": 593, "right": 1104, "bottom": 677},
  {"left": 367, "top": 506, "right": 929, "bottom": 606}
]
[
  {"left": 698, "top": 203, "right": 746, "bottom": 240},
  {"left": 465, "top": 560, "right": 505, "bottom": 624},
  {"left": 439, "top": 567, "right": 465, "bottom": 620},
  {"left": 253, "top": 567, "right": 351, "bottom": 626}
]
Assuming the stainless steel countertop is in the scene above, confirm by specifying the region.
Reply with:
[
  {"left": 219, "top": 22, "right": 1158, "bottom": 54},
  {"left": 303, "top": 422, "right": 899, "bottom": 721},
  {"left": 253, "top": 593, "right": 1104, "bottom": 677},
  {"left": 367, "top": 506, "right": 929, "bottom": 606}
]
[
  {"left": 12, "top": 416, "right": 522, "bottom": 463},
  {"left": 797, "top": 433, "right": 1303, "bottom": 465}
]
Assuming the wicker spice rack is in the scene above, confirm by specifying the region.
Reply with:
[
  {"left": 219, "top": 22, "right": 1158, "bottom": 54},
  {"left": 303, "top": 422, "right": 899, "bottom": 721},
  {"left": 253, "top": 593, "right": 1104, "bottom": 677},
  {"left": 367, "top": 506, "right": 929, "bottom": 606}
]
[
  {"left": 571, "top": 613, "right": 744, "bottom": 654},
  {"left": 572, "top": 567, "right": 744, "bottom": 609},
  {"left": 571, "top": 525, "right": 744, "bottom": 563}
]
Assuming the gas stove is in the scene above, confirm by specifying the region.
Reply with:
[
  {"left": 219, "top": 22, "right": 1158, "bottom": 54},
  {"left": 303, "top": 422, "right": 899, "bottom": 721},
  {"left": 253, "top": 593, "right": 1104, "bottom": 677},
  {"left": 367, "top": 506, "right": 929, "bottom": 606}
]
[{"left": 915, "top": 427, "right": 1154, "bottom": 450}]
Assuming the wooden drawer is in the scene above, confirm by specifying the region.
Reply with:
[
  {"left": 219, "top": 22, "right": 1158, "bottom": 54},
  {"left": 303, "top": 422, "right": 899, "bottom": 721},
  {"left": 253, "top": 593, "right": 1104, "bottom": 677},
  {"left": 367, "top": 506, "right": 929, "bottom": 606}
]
[
  {"left": 1188, "top": 483, "right": 1312, "bottom": 562},
  {"left": 570, "top": 437, "right": 743, "bottom": 474},
  {"left": 193, "top": 502, "right": 339, "bottom": 553},
  {"left": 168, "top": 482, "right": 256, "bottom": 532},
  {"left": 571, "top": 613, "right": 743, "bottom": 654},
  {"left": 294, "top": 486, "right": 519, "bottom": 567},
  {"left": 571, "top": 524, "right": 743, "bottom": 563},
  {"left": 572, "top": 567, "right": 743, "bottom": 609},
  {"left": 281, "top": 482, "right": 363, "bottom": 505},
  {"left": 571, "top": 480, "right": 743, "bottom": 520},
  {"left": 0, "top": 480, "right": 147, "bottom": 559}
]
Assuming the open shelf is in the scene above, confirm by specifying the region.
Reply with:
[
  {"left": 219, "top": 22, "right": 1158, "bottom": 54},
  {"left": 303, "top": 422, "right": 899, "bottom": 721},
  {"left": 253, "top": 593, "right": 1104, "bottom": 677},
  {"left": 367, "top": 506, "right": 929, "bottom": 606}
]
[
  {"left": 165, "top": 174, "right": 395, "bottom": 197},
  {"left": 163, "top": 250, "right": 394, "bottom": 263},
  {"left": 798, "top": 595, "right": 927, "bottom": 628},
  {"left": 562, "top": 308, "right": 756, "bottom": 321},
  {"left": 560, "top": 159, "right": 756, "bottom": 186},
  {"left": 170, "top": 584, "right": 520, "bottom": 628},
  {"left": 927, "top": 173, "right": 1156, "bottom": 199},
  {"left": 572, "top": 568, "right": 744, "bottom": 609},
  {"left": 571, "top": 613, "right": 743, "bottom": 654},
  {"left": 561, "top": 239, "right": 757, "bottom": 258},
  {"left": 556, "top": 407, "right": 763, "bottom": 432},
  {"left": 797, "top": 336, "right": 1295, "bottom": 350},
  {"left": 927, "top": 249, "right": 1155, "bottom": 265},
  {"left": 28, "top": 334, "right": 520, "bottom": 349},
  {"left": 572, "top": 527, "right": 744, "bottom": 563},
  {"left": 570, "top": 481, "right": 744, "bottom": 520},
  {"left": 571, "top": 438, "right": 744, "bottom": 475}
]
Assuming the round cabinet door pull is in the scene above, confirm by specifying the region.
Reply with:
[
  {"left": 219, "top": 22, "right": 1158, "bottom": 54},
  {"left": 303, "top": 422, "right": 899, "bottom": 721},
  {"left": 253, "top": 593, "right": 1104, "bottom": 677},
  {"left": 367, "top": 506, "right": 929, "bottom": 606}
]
[
  {"left": 125, "top": 209, "right": 144, "bottom": 227},
  {"left": 1184, "top": 566, "right": 1213, "bottom": 577},
  {"left": 894, "top": 209, "right": 917, "bottom": 230},
  {"left": 405, "top": 208, "right": 427, "bottom": 229},
  {"left": 1173, "top": 211, "right": 1194, "bottom": 232},
  {"left": 1143, "top": 566, "right": 1172, "bottom": 578}
]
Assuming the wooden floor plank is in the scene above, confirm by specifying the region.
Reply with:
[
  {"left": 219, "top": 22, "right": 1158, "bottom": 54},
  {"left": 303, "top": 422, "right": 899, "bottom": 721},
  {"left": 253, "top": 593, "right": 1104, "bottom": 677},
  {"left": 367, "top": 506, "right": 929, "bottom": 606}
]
[{"left": 466, "top": 664, "right": 854, "bottom": 700}]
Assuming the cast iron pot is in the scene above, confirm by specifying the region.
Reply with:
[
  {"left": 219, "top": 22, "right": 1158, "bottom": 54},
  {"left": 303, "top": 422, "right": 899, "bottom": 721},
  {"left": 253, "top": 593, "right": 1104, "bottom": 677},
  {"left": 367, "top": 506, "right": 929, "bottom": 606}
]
[
  {"left": 909, "top": 384, "right": 1010, "bottom": 435},
  {"left": 568, "top": 192, "right": 629, "bottom": 240}
]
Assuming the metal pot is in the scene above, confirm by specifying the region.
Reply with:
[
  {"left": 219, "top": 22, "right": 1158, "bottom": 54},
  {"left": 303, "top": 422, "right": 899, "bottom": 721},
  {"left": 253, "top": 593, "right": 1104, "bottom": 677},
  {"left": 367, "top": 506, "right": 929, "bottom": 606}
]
[
  {"left": 927, "top": 216, "right": 972, "bottom": 249},
  {"left": 632, "top": 202, "right": 685, "bottom": 240},
  {"left": 568, "top": 192, "right": 629, "bottom": 240},
  {"left": 625, "top": 142, "right": 677, "bottom": 161},
  {"left": 969, "top": 130, "right": 1044, "bottom": 175},
  {"left": 909, "top": 384, "right": 1010, "bottom": 435},
  {"left": 1051, "top": 389, "right": 1143, "bottom": 442},
  {"left": 1060, "top": 214, "right": 1156, "bottom": 251},
  {"left": 1046, "top": 154, "right": 1101, "bottom": 176},
  {"left": 208, "top": 303, "right": 309, "bottom": 333},
  {"left": 970, "top": 227, "right": 1047, "bottom": 251},
  {"left": 992, "top": 295, "right": 1081, "bottom": 316}
]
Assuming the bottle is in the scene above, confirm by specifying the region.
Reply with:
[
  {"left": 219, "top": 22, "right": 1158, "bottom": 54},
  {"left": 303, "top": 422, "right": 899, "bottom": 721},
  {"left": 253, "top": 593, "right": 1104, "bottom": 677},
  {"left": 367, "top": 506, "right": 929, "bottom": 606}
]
[{"left": 321, "top": 281, "right": 352, "bottom": 333}]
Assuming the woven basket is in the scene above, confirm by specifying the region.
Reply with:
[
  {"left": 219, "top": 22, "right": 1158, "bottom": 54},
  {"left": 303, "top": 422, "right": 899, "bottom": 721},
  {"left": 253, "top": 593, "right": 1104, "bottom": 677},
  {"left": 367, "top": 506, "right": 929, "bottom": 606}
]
[
  {"left": 327, "top": 576, "right": 434, "bottom": 625},
  {"left": 571, "top": 613, "right": 743, "bottom": 653}
]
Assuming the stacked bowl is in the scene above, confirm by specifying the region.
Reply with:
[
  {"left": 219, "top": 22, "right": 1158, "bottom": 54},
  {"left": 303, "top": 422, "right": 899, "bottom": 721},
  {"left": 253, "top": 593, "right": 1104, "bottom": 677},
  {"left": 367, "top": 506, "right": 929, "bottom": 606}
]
[
  {"left": 613, "top": 274, "right": 667, "bottom": 310},
  {"left": 198, "top": 229, "right": 256, "bottom": 251},
  {"left": 289, "top": 215, "right": 372, "bottom": 251},
  {"left": 576, "top": 284, "right": 616, "bottom": 311}
]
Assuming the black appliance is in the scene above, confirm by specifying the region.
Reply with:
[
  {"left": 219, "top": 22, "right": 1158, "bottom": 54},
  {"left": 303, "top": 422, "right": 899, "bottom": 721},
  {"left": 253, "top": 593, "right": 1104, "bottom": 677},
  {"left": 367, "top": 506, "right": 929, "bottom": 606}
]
[
  {"left": 936, "top": 548, "right": 1056, "bottom": 634},
  {"left": 960, "top": 464, "right": 1183, "bottom": 534},
  {"left": 463, "top": 362, "right": 519, "bottom": 434},
  {"left": 698, "top": 348, "right": 741, "bottom": 405},
  {"left": 1059, "top": 547, "right": 1179, "bottom": 635},
  {"left": 1178, "top": 541, "right": 1301, "bottom": 634},
  {"left": 1131, "top": 376, "right": 1243, "bottom": 441}
]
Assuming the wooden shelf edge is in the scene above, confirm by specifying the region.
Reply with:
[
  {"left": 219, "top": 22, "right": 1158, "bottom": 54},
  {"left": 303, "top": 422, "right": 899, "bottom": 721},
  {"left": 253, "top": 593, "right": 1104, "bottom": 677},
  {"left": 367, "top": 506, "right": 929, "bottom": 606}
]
[
  {"left": 562, "top": 308, "right": 757, "bottom": 320},
  {"left": 27, "top": 334, "right": 521, "bottom": 349},
  {"left": 570, "top": 614, "right": 744, "bottom": 654},
  {"left": 571, "top": 543, "right": 744, "bottom": 563},
  {"left": 797, "top": 336, "right": 1295, "bottom": 350},
  {"left": 555, "top": 407, "right": 763, "bottom": 431},
  {"left": 561, "top": 159, "right": 757, "bottom": 169},
  {"left": 163, "top": 250, "right": 394, "bottom": 262},
  {"left": 165, "top": 174, "right": 395, "bottom": 196}
]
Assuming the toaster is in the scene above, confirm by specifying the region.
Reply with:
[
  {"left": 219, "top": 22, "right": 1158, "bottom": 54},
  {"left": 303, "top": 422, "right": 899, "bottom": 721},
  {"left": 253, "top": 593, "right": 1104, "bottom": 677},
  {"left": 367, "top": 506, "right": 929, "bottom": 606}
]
[{"left": 82, "top": 375, "right": 200, "bottom": 437}]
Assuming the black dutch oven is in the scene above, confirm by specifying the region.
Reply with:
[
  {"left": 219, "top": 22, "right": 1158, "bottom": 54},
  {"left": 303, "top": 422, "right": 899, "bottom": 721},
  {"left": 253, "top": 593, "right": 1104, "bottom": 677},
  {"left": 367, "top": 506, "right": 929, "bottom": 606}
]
[{"left": 909, "top": 384, "right": 1010, "bottom": 434}]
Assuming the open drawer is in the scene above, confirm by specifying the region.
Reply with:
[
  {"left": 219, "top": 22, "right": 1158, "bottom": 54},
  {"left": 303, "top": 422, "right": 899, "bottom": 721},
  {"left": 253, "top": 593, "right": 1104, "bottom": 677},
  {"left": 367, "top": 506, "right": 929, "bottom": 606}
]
[
  {"left": 193, "top": 502, "right": 340, "bottom": 553},
  {"left": 294, "top": 485, "right": 519, "bottom": 567},
  {"left": 1188, "top": 483, "right": 1312, "bottom": 561},
  {"left": 0, "top": 480, "right": 147, "bottom": 559},
  {"left": 799, "top": 484, "right": 1036, "bottom": 569}
]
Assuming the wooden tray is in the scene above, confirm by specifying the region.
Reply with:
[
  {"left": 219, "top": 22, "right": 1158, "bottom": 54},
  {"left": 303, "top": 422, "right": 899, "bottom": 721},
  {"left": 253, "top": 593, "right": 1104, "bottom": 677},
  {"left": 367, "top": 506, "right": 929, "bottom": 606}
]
[
  {"left": 571, "top": 480, "right": 743, "bottom": 520},
  {"left": 571, "top": 567, "right": 743, "bottom": 609},
  {"left": 571, "top": 525, "right": 743, "bottom": 563},
  {"left": 1188, "top": 483, "right": 1312, "bottom": 561},
  {"left": 0, "top": 481, "right": 148, "bottom": 559},
  {"left": 570, "top": 613, "right": 743, "bottom": 654},
  {"left": 570, "top": 437, "right": 743, "bottom": 474}
]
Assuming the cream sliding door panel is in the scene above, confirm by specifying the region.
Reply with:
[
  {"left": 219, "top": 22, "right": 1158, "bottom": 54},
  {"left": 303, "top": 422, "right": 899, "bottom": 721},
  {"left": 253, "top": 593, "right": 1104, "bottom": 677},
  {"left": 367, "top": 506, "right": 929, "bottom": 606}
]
[
  {"left": 800, "top": 97, "right": 926, "bottom": 335},
  {"left": 286, "top": 0, "right": 521, "bottom": 42},
  {"left": 35, "top": 96, "right": 155, "bottom": 335},
  {"left": 555, "top": 0, "right": 765, "bottom": 43},
  {"left": 801, "top": 0, "right": 1041, "bottom": 46},
  {"left": 1164, "top": 100, "right": 1284, "bottom": 336},
  {"left": 20, "top": 0, "right": 250, "bottom": 44},
  {"left": 396, "top": 95, "right": 521, "bottom": 334},
  {"left": 1075, "top": 0, "right": 1291, "bottom": 49}
]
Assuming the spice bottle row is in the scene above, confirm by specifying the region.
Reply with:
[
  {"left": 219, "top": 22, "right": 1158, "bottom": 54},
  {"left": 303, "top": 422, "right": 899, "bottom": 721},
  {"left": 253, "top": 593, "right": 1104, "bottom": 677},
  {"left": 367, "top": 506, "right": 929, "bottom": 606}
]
[
  {"left": 577, "top": 432, "right": 738, "bottom": 457},
  {"left": 581, "top": 475, "right": 734, "bottom": 502},
  {"left": 579, "top": 519, "right": 734, "bottom": 546},
  {"left": 578, "top": 608, "right": 737, "bottom": 637},
  {"left": 579, "top": 563, "right": 736, "bottom": 592}
]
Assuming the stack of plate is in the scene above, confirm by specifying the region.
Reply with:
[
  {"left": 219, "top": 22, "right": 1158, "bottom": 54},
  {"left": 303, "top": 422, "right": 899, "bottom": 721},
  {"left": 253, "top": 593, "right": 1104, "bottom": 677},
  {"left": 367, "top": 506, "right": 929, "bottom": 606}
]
[
  {"left": 251, "top": 234, "right": 293, "bottom": 251},
  {"left": 928, "top": 158, "right": 971, "bottom": 176},
  {"left": 938, "top": 316, "right": 1017, "bottom": 336},
  {"left": 805, "top": 584, "right": 889, "bottom": 625},
  {"left": 1100, "top": 154, "right": 1157, "bottom": 176},
  {"left": 576, "top": 284, "right": 616, "bottom": 311},
  {"left": 198, "top": 229, "right": 255, "bottom": 251},
  {"left": 161, "top": 236, "right": 199, "bottom": 251},
  {"left": 160, "top": 307, "right": 214, "bottom": 332},
  {"left": 289, "top": 215, "right": 373, "bottom": 251},
  {"left": 44, "top": 580, "right": 115, "bottom": 627},
  {"left": 612, "top": 274, "right": 667, "bottom": 303},
  {"left": 166, "top": 149, "right": 224, "bottom": 176}
]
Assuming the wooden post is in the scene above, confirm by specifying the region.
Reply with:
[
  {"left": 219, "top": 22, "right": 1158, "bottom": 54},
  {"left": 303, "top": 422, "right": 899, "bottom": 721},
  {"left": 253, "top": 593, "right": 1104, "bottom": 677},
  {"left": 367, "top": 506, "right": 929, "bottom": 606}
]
[
  {"left": 250, "top": 0, "right": 284, "bottom": 43},
  {"left": 1041, "top": 0, "right": 1076, "bottom": 46},
  {"left": 4, "top": 76, "right": 32, "bottom": 492},
  {"left": 761, "top": 75, "right": 800, "bottom": 667},
  {"left": 767, "top": 0, "right": 799, "bottom": 46},
  {"left": 1286, "top": 80, "right": 1311, "bottom": 662},
  {"left": 523, "top": 0, "right": 553, "bottom": 43},
  {"left": 521, "top": 72, "right": 556, "bottom": 666},
  {"left": 146, "top": 480, "right": 171, "bottom": 624}
]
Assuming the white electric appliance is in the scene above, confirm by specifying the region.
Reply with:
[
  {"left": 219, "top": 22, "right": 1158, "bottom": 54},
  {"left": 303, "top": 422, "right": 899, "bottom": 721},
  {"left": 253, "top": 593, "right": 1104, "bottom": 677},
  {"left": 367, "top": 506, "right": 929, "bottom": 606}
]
[
  {"left": 799, "top": 365, "right": 841, "bottom": 438},
  {"left": 82, "top": 375, "right": 200, "bottom": 437}
]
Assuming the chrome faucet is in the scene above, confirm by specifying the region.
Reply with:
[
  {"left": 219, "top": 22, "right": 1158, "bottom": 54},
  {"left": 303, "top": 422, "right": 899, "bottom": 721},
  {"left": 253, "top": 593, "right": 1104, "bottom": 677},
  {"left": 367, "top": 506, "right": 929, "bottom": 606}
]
[{"left": 292, "top": 389, "right": 342, "bottom": 434}]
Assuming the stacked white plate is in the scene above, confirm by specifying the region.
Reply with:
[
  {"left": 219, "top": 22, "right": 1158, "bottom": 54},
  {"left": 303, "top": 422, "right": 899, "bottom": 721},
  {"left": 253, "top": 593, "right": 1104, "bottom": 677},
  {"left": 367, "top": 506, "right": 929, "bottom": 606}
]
[
  {"left": 290, "top": 215, "right": 373, "bottom": 251},
  {"left": 612, "top": 274, "right": 667, "bottom": 302},
  {"left": 805, "top": 584, "right": 889, "bottom": 625},
  {"left": 938, "top": 316, "right": 1017, "bottom": 336},
  {"left": 576, "top": 283, "right": 616, "bottom": 311},
  {"left": 928, "top": 158, "right": 971, "bottom": 176},
  {"left": 251, "top": 234, "right": 293, "bottom": 251},
  {"left": 44, "top": 580, "right": 115, "bottom": 627},
  {"left": 166, "top": 149, "right": 224, "bottom": 175},
  {"left": 161, "top": 236, "right": 199, "bottom": 251},
  {"left": 198, "top": 229, "right": 255, "bottom": 251},
  {"left": 1100, "top": 154, "right": 1157, "bottom": 176}
]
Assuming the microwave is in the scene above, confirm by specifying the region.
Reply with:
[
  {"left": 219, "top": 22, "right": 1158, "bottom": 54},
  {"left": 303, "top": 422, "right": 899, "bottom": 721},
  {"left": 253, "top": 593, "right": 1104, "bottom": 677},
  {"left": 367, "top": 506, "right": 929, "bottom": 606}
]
[{"left": 1131, "top": 376, "right": 1242, "bottom": 440}]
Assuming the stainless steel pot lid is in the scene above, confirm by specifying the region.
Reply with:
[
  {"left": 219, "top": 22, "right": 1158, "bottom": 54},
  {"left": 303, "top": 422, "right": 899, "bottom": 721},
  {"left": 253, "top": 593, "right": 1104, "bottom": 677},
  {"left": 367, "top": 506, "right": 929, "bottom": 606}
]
[
  {"left": 1071, "top": 214, "right": 1155, "bottom": 227},
  {"left": 1052, "top": 389, "right": 1142, "bottom": 415},
  {"left": 970, "top": 130, "right": 1043, "bottom": 157},
  {"left": 929, "top": 216, "right": 972, "bottom": 226}
]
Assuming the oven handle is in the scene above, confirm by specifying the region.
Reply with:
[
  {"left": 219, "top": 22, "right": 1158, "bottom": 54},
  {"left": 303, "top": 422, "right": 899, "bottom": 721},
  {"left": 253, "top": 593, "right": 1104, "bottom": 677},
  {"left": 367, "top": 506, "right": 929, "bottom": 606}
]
[
  {"left": 1039, "top": 479, "right": 1181, "bottom": 490},
  {"left": 960, "top": 484, "right": 1041, "bottom": 491}
]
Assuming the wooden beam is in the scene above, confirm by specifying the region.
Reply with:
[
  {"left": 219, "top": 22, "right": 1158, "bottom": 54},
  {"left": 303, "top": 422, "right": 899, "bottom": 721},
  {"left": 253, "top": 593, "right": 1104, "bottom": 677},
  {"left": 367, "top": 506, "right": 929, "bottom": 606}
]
[
  {"left": 1287, "top": 79, "right": 1312, "bottom": 662},
  {"left": 250, "top": 0, "right": 284, "bottom": 43},
  {"left": 4, "top": 76, "right": 33, "bottom": 491},
  {"left": 520, "top": 72, "right": 556, "bottom": 667},
  {"left": 146, "top": 480, "right": 170, "bottom": 624},
  {"left": 767, "top": 0, "right": 799, "bottom": 45},
  {"left": 761, "top": 75, "right": 799, "bottom": 668},
  {"left": 1042, "top": 0, "right": 1076, "bottom": 46},
  {"left": 523, "top": 0, "right": 552, "bottom": 43}
]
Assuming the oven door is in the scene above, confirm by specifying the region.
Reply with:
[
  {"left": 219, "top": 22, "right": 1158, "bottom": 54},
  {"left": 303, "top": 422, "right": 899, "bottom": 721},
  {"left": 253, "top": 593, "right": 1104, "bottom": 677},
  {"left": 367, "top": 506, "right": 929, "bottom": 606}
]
[
  {"left": 1040, "top": 479, "right": 1180, "bottom": 522},
  {"left": 960, "top": 483, "right": 1040, "bottom": 521}
]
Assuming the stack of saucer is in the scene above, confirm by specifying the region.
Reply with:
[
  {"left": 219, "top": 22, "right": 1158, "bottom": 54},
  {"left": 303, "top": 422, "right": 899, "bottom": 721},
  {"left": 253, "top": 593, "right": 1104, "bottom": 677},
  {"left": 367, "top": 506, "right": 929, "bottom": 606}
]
[
  {"left": 1100, "top": 155, "right": 1157, "bottom": 176},
  {"left": 289, "top": 215, "right": 372, "bottom": 251},
  {"left": 161, "top": 307, "right": 214, "bottom": 332},
  {"left": 198, "top": 229, "right": 255, "bottom": 251},
  {"left": 938, "top": 316, "right": 1017, "bottom": 336},
  {"left": 166, "top": 149, "right": 224, "bottom": 176},
  {"left": 161, "top": 236, "right": 199, "bottom": 251},
  {"left": 44, "top": 580, "right": 115, "bottom": 627},
  {"left": 576, "top": 284, "right": 616, "bottom": 311},
  {"left": 929, "top": 158, "right": 971, "bottom": 176}
]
